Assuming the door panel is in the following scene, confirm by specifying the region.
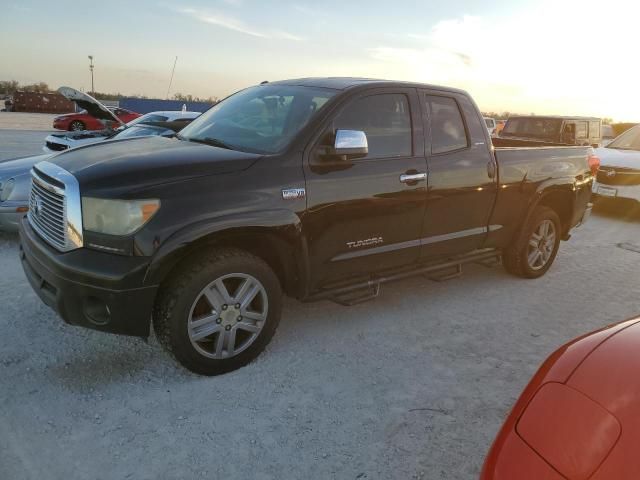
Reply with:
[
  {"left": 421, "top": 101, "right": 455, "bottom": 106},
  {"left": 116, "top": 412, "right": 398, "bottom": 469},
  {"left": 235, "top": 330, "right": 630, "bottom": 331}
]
[
  {"left": 302, "top": 88, "right": 427, "bottom": 289},
  {"left": 420, "top": 92, "right": 498, "bottom": 259}
]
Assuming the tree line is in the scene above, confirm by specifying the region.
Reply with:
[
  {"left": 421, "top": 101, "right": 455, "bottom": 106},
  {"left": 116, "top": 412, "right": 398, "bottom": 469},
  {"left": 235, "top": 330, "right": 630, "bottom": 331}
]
[{"left": 0, "top": 80, "right": 218, "bottom": 103}]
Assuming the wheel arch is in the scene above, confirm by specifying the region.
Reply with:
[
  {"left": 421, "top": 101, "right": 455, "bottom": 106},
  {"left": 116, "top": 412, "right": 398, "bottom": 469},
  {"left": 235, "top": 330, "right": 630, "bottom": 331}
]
[
  {"left": 144, "top": 210, "right": 309, "bottom": 299},
  {"left": 528, "top": 181, "right": 576, "bottom": 238}
]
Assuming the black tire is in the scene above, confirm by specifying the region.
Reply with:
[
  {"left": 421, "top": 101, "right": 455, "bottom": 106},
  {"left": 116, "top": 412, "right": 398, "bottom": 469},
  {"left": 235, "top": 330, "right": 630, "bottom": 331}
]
[
  {"left": 69, "top": 120, "right": 85, "bottom": 131},
  {"left": 503, "top": 206, "right": 561, "bottom": 279},
  {"left": 153, "top": 248, "right": 282, "bottom": 375}
]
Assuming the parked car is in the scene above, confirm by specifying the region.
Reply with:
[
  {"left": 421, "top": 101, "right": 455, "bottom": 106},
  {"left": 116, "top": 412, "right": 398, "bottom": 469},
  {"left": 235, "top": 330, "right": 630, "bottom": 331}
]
[
  {"left": 0, "top": 121, "right": 191, "bottom": 231},
  {"left": 592, "top": 124, "right": 640, "bottom": 205},
  {"left": 484, "top": 117, "right": 497, "bottom": 136},
  {"left": 52, "top": 94, "right": 140, "bottom": 131},
  {"left": 481, "top": 316, "right": 640, "bottom": 479},
  {"left": 44, "top": 110, "right": 201, "bottom": 152},
  {"left": 497, "top": 116, "right": 602, "bottom": 147},
  {"left": 18, "top": 77, "right": 594, "bottom": 375}
]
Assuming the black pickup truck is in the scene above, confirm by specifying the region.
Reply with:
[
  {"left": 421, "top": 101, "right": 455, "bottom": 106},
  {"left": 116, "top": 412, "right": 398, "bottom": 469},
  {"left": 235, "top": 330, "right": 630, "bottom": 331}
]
[{"left": 19, "top": 78, "right": 595, "bottom": 375}]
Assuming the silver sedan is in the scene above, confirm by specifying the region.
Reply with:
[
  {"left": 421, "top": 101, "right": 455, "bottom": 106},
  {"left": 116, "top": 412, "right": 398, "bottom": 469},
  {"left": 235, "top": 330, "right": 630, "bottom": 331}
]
[{"left": 0, "top": 154, "right": 50, "bottom": 231}]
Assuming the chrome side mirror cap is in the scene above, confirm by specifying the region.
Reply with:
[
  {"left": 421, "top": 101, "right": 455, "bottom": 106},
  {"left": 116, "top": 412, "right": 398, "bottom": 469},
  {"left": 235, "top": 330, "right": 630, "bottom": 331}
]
[{"left": 334, "top": 130, "right": 368, "bottom": 158}]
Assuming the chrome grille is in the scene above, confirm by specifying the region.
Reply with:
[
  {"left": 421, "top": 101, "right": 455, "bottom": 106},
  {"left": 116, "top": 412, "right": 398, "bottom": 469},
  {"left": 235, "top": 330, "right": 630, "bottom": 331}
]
[
  {"left": 29, "top": 174, "right": 67, "bottom": 250},
  {"left": 28, "top": 162, "right": 83, "bottom": 252}
]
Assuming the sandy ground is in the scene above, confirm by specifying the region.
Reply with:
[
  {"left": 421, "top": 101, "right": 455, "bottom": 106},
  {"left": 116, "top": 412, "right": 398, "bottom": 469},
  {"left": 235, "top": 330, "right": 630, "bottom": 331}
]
[
  {"left": 1, "top": 127, "right": 640, "bottom": 479},
  {"left": 0, "top": 112, "right": 58, "bottom": 131},
  {"left": 0, "top": 130, "right": 51, "bottom": 161}
]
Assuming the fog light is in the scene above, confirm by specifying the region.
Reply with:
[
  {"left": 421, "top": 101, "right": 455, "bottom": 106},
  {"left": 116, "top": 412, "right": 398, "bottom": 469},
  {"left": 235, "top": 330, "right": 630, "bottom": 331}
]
[{"left": 83, "top": 297, "right": 111, "bottom": 326}]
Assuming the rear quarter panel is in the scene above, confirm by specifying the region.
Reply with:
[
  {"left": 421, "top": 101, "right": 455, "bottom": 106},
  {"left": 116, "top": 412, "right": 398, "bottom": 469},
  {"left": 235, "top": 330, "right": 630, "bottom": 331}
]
[{"left": 486, "top": 146, "right": 591, "bottom": 248}]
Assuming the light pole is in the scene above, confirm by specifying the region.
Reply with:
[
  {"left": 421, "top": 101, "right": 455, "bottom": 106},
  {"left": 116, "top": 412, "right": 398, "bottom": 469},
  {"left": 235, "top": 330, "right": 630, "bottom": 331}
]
[{"left": 88, "top": 55, "right": 95, "bottom": 96}]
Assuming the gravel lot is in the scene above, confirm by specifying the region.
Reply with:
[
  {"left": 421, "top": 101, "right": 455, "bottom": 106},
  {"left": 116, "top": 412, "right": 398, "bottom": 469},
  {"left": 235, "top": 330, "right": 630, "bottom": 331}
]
[{"left": 1, "top": 119, "right": 640, "bottom": 479}]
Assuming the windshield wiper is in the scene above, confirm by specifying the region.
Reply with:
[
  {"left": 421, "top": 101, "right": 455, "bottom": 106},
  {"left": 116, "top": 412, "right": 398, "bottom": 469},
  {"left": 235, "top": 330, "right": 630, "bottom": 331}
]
[{"left": 184, "top": 136, "right": 235, "bottom": 150}]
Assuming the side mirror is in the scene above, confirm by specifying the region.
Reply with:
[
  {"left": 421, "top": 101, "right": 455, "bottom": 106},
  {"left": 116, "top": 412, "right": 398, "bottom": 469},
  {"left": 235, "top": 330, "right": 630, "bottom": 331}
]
[{"left": 333, "top": 130, "right": 368, "bottom": 159}]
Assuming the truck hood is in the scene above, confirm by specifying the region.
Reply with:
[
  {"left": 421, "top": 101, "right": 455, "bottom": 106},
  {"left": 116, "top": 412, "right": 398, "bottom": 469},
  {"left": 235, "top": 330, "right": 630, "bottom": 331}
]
[
  {"left": 57, "top": 86, "right": 122, "bottom": 125},
  {"left": 596, "top": 146, "right": 640, "bottom": 169},
  {"left": 47, "top": 135, "right": 262, "bottom": 194}
]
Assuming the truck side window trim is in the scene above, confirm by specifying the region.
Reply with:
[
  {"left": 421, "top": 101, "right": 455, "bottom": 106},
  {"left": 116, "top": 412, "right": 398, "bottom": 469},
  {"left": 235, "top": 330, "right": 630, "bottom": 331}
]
[
  {"left": 424, "top": 94, "right": 471, "bottom": 156},
  {"left": 329, "top": 92, "right": 414, "bottom": 162}
]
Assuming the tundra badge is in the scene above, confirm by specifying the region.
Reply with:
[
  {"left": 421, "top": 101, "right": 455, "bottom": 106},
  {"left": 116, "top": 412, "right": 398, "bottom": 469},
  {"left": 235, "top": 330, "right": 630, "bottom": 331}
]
[
  {"left": 282, "top": 188, "right": 306, "bottom": 200},
  {"left": 347, "top": 237, "right": 384, "bottom": 249}
]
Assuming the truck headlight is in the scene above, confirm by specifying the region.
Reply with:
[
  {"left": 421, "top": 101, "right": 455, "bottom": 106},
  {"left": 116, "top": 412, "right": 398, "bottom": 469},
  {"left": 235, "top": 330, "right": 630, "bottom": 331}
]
[{"left": 82, "top": 197, "right": 160, "bottom": 236}]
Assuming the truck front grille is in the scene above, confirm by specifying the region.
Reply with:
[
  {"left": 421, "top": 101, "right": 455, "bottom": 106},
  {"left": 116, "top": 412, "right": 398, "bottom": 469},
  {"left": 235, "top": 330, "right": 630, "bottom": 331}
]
[
  {"left": 29, "top": 173, "right": 67, "bottom": 250},
  {"left": 28, "top": 162, "right": 83, "bottom": 252},
  {"left": 597, "top": 167, "right": 640, "bottom": 186}
]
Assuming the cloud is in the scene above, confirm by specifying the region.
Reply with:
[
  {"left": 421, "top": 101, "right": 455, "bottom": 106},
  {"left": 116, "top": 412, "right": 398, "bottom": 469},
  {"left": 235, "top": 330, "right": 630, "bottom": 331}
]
[
  {"left": 175, "top": 6, "right": 303, "bottom": 41},
  {"left": 366, "top": 4, "right": 640, "bottom": 119},
  {"left": 178, "top": 7, "right": 266, "bottom": 37}
]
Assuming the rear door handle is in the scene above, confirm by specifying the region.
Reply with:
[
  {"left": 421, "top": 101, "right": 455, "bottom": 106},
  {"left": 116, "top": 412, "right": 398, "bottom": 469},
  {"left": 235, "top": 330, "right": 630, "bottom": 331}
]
[{"left": 400, "top": 172, "right": 427, "bottom": 184}]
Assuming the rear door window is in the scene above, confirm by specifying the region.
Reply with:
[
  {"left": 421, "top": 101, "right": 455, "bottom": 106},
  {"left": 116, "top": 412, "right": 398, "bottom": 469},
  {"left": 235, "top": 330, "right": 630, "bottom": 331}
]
[
  {"left": 333, "top": 94, "right": 412, "bottom": 159},
  {"left": 426, "top": 96, "right": 468, "bottom": 154}
]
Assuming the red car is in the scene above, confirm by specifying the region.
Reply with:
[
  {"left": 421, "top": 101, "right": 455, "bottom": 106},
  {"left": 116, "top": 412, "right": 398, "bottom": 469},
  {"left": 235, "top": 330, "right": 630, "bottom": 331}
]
[
  {"left": 481, "top": 316, "right": 640, "bottom": 479},
  {"left": 52, "top": 107, "right": 140, "bottom": 131}
]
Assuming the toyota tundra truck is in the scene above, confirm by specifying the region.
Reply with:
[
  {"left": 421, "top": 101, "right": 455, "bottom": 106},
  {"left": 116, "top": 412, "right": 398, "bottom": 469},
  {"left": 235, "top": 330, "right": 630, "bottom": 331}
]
[{"left": 18, "top": 78, "right": 596, "bottom": 375}]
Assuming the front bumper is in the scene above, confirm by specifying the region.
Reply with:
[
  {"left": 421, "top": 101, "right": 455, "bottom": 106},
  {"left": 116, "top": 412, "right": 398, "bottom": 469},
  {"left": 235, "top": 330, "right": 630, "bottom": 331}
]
[
  {"left": 592, "top": 180, "right": 640, "bottom": 203},
  {"left": 19, "top": 217, "right": 158, "bottom": 337},
  {"left": 0, "top": 201, "right": 28, "bottom": 231}
]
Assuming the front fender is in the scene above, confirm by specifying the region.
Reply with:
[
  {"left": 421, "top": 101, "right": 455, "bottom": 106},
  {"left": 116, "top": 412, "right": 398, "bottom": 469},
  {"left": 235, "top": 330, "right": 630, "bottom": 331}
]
[{"left": 143, "top": 208, "right": 307, "bottom": 288}]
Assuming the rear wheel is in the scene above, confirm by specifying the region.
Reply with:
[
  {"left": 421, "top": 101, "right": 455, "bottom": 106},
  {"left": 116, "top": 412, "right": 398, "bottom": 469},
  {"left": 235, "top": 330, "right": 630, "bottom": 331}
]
[
  {"left": 153, "top": 248, "right": 282, "bottom": 375},
  {"left": 69, "top": 120, "right": 85, "bottom": 131},
  {"left": 503, "top": 206, "right": 561, "bottom": 278}
]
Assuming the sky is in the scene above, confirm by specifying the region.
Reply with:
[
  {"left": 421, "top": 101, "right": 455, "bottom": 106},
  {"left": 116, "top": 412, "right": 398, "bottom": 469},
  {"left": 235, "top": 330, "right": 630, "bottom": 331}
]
[{"left": 1, "top": 0, "right": 639, "bottom": 121}]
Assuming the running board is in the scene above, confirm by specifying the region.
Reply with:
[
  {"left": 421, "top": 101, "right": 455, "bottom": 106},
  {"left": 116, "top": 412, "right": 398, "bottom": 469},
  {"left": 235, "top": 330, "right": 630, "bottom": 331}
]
[
  {"left": 306, "top": 249, "right": 501, "bottom": 305},
  {"left": 331, "top": 283, "right": 381, "bottom": 306}
]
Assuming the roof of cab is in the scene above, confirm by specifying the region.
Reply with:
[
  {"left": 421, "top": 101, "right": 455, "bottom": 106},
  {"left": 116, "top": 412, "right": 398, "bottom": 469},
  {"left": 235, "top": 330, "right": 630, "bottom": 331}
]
[{"left": 265, "top": 77, "right": 467, "bottom": 95}]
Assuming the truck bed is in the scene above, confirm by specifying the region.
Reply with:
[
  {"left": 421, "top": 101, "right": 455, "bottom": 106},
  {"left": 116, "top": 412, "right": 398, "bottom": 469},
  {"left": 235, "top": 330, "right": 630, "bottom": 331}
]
[{"left": 492, "top": 137, "right": 570, "bottom": 148}]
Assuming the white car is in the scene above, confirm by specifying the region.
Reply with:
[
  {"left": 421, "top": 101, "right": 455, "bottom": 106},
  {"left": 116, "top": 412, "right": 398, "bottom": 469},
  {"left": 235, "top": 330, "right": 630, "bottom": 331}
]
[
  {"left": 484, "top": 117, "right": 497, "bottom": 136},
  {"left": 44, "top": 110, "right": 201, "bottom": 153},
  {"left": 592, "top": 124, "right": 640, "bottom": 204}
]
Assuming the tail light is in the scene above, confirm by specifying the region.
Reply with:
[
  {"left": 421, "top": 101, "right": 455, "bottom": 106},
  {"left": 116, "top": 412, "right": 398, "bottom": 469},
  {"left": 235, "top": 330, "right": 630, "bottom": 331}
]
[{"left": 588, "top": 151, "right": 600, "bottom": 176}]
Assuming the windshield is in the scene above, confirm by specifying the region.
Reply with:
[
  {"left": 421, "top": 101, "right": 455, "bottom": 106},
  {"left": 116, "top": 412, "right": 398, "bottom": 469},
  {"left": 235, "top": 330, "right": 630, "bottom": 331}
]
[
  {"left": 126, "top": 113, "right": 169, "bottom": 127},
  {"left": 112, "top": 125, "right": 171, "bottom": 139},
  {"left": 606, "top": 125, "right": 640, "bottom": 150},
  {"left": 502, "top": 117, "right": 563, "bottom": 139},
  {"left": 178, "top": 85, "right": 337, "bottom": 154}
]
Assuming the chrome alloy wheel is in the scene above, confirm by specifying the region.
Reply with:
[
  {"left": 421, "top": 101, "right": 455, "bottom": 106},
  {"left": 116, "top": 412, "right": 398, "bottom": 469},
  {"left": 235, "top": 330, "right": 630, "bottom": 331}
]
[
  {"left": 187, "top": 273, "right": 268, "bottom": 359},
  {"left": 527, "top": 219, "right": 556, "bottom": 270}
]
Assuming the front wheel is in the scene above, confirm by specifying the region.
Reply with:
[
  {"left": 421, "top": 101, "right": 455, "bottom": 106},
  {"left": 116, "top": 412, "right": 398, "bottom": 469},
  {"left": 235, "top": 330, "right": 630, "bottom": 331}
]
[
  {"left": 153, "top": 248, "right": 282, "bottom": 375},
  {"left": 503, "top": 206, "right": 561, "bottom": 278}
]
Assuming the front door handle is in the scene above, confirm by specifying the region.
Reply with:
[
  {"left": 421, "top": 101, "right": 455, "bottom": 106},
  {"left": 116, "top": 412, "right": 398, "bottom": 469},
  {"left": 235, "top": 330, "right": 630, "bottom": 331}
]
[{"left": 400, "top": 172, "right": 427, "bottom": 184}]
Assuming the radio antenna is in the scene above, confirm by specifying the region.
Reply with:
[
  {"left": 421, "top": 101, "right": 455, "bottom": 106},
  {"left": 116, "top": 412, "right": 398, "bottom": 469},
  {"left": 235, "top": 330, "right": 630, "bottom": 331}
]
[{"left": 166, "top": 56, "right": 178, "bottom": 99}]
